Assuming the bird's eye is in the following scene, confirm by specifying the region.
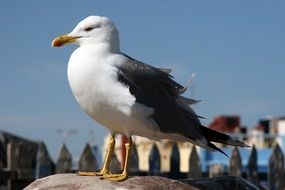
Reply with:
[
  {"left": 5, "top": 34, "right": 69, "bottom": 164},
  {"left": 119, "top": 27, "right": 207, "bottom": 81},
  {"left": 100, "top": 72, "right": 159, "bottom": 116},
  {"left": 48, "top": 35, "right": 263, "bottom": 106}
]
[{"left": 84, "top": 26, "right": 95, "bottom": 32}]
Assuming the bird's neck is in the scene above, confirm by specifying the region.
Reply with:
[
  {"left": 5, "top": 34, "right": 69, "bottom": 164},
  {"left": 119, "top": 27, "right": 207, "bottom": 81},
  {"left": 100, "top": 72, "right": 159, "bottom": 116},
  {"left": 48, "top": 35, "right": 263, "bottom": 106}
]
[{"left": 82, "top": 42, "right": 120, "bottom": 54}]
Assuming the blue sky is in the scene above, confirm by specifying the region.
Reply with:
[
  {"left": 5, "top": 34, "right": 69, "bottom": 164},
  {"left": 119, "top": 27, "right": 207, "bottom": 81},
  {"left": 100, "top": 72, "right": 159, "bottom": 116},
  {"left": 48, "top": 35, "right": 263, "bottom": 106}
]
[{"left": 0, "top": 1, "right": 284, "bottom": 160}]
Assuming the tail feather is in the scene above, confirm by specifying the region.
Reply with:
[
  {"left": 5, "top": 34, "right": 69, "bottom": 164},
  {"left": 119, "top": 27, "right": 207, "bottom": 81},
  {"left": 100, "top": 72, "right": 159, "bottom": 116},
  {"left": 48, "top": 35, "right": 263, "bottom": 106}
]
[
  {"left": 200, "top": 125, "right": 249, "bottom": 147},
  {"left": 207, "top": 142, "right": 229, "bottom": 157}
]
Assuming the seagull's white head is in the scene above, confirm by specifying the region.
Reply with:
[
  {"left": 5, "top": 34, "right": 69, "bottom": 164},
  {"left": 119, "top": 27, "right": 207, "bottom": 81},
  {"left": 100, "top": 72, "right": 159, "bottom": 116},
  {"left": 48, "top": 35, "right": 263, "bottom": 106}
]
[{"left": 52, "top": 16, "right": 119, "bottom": 50}]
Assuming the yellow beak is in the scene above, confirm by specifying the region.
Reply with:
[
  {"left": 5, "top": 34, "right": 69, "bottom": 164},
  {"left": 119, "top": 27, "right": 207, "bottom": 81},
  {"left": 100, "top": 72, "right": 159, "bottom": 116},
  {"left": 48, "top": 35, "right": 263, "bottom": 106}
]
[{"left": 51, "top": 34, "right": 80, "bottom": 47}]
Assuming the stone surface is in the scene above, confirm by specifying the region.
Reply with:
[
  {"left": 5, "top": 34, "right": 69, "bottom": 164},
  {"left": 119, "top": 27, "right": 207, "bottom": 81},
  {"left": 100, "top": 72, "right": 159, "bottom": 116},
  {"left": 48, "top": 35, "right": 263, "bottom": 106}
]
[
  {"left": 24, "top": 174, "right": 193, "bottom": 190},
  {"left": 24, "top": 174, "right": 265, "bottom": 190}
]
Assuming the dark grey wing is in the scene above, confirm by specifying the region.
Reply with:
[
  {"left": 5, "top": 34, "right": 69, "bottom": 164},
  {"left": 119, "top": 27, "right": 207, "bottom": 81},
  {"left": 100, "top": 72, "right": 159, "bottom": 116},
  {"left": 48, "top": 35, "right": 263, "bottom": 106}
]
[
  {"left": 116, "top": 55, "right": 247, "bottom": 155},
  {"left": 116, "top": 55, "right": 204, "bottom": 138}
]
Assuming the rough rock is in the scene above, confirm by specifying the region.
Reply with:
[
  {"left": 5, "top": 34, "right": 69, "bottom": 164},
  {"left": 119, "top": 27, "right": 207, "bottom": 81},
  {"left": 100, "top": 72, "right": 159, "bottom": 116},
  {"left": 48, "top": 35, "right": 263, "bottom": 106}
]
[
  {"left": 24, "top": 174, "right": 265, "bottom": 190},
  {"left": 24, "top": 174, "right": 193, "bottom": 190}
]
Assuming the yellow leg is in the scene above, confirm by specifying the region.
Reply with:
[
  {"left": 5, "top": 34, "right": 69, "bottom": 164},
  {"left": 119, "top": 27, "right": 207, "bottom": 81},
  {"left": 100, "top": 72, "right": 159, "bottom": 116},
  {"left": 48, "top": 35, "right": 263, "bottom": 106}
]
[
  {"left": 100, "top": 136, "right": 133, "bottom": 182},
  {"left": 77, "top": 134, "right": 115, "bottom": 176}
]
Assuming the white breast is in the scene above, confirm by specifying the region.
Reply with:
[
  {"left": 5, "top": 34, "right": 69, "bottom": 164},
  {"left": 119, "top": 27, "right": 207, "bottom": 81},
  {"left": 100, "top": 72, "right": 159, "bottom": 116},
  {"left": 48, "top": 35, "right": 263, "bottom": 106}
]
[
  {"left": 68, "top": 47, "right": 133, "bottom": 112},
  {"left": 68, "top": 47, "right": 150, "bottom": 133},
  {"left": 66, "top": 46, "right": 194, "bottom": 141}
]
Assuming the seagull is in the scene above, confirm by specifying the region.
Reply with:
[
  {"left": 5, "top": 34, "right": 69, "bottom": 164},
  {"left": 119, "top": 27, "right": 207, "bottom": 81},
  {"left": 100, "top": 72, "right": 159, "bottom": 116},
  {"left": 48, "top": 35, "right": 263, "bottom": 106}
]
[{"left": 52, "top": 16, "right": 247, "bottom": 181}]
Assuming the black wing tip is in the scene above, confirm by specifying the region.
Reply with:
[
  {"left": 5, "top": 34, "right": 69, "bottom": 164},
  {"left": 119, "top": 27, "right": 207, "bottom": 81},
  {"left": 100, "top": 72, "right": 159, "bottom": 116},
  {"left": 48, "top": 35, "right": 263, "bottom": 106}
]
[
  {"left": 199, "top": 125, "right": 249, "bottom": 148},
  {"left": 208, "top": 142, "right": 229, "bottom": 157},
  {"left": 225, "top": 137, "right": 250, "bottom": 148}
]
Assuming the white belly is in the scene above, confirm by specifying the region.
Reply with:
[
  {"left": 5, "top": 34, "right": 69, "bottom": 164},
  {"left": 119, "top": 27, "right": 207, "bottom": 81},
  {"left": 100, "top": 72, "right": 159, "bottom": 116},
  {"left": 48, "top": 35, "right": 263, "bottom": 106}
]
[{"left": 67, "top": 48, "right": 161, "bottom": 138}]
